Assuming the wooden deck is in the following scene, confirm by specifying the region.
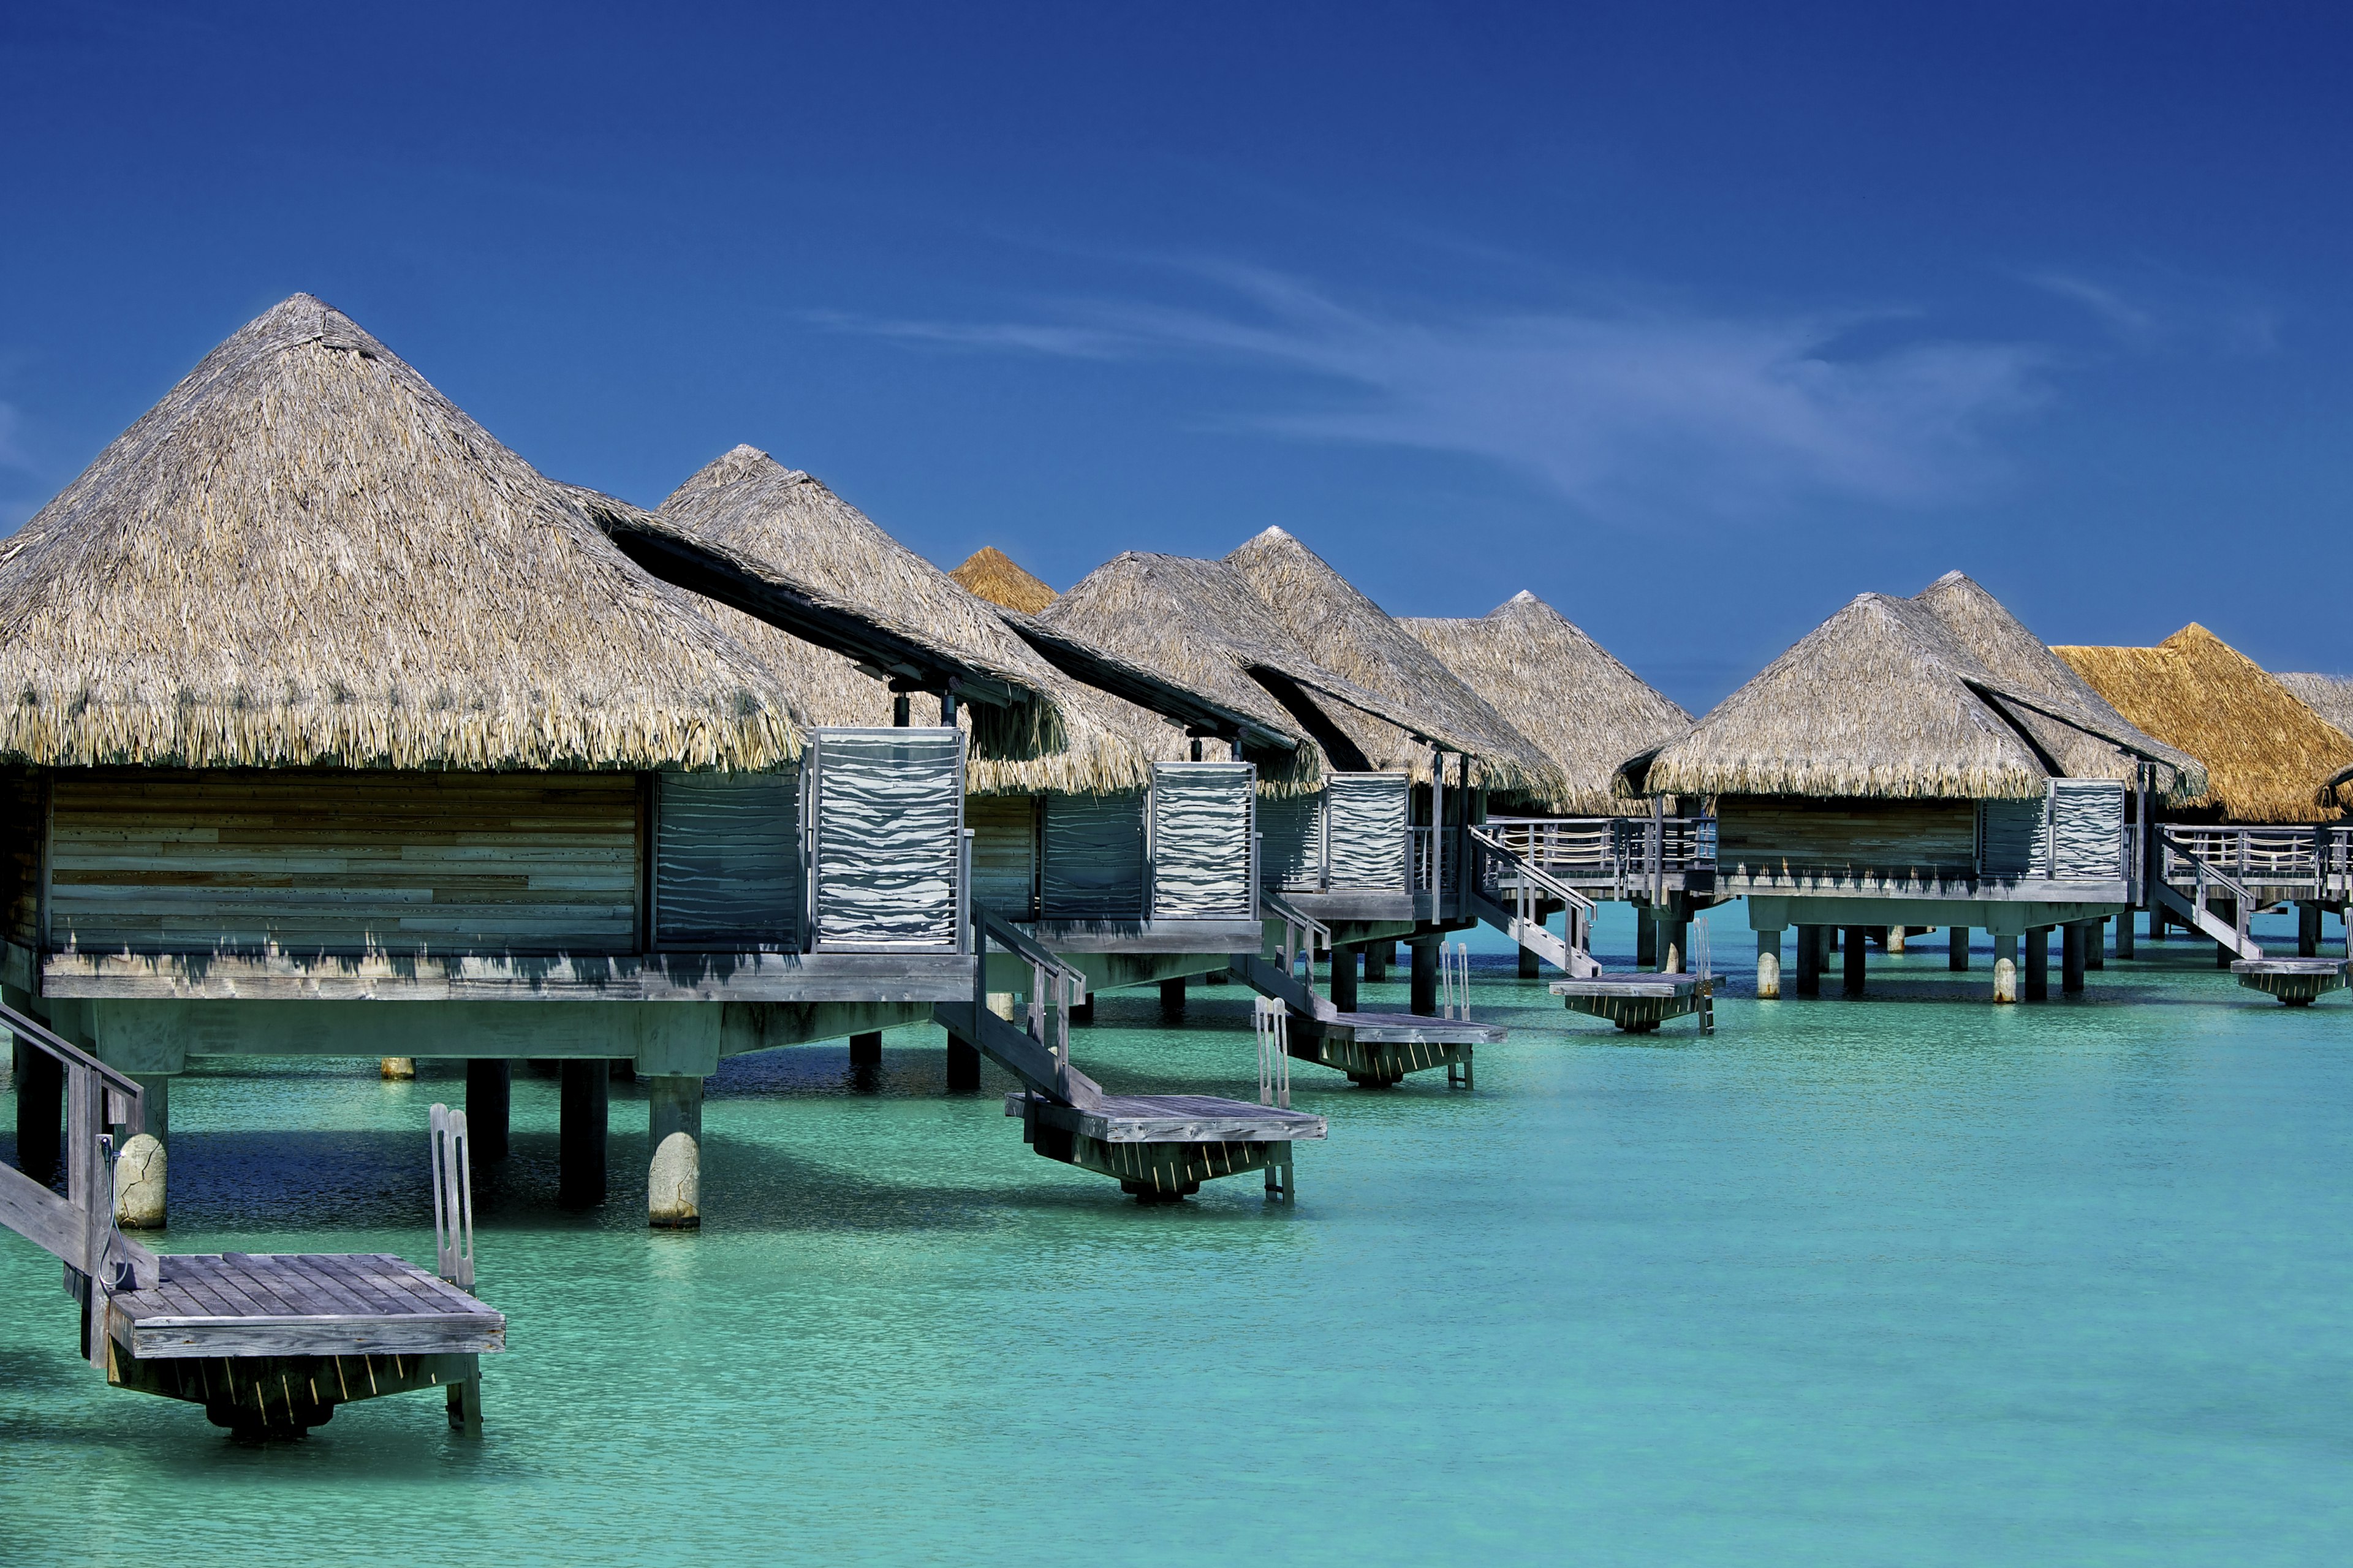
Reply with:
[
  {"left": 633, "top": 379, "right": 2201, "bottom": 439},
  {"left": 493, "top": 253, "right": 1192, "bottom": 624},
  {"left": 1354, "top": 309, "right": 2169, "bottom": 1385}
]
[
  {"left": 2229, "top": 958, "right": 2349, "bottom": 1007},
  {"left": 1553, "top": 974, "right": 1716, "bottom": 1034},
  {"left": 108, "top": 1252, "right": 505, "bottom": 1360},
  {"left": 1007, "top": 1092, "right": 1327, "bottom": 1145}
]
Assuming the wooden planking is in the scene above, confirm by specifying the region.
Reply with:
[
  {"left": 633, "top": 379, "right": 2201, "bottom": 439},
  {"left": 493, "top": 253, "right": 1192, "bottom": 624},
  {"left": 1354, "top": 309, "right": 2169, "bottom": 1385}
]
[
  {"left": 0, "top": 767, "right": 39, "bottom": 947},
  {"left": 48, "top": 770, "right": 640, "bottom": 956},
  {"left": 966, "top": 794, "right": 1038, "bottom": 920},
  {"left": 44, "top": 948, "right": 979, "bottom": 1002},
  {"left": 1716, "top": 795, "right": 1978, "bottom": 881},
  {"left": 111, "top": 1251, "right": 505, "bottom": 1360}
]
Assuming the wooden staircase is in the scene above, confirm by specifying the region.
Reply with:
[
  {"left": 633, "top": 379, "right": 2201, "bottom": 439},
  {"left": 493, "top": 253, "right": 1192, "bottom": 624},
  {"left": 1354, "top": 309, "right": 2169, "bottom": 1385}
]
[
  {"left": 1229, "top": 895, "right": 1504, "bottom": 1086},
  {"left": 1464, "top": 825, "right": 1603, "bottom": 978},
  {"left": 2154, "top": 829, "right": 2266, "bottom": 961},
  {"left": 936, "top": 906, "right": 1324, "bottom": 1200}
]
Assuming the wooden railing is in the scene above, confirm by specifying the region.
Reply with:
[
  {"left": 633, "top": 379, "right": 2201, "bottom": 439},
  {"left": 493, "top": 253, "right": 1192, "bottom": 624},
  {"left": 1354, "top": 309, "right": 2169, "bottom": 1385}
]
[
  {"left": 2159, "top": 825, "right": 2353, "bottom": 898},
  {"left": 1466, "top": 824, "right": 1597, "bottom": 966},
  {"left": 2159, "top": 829, "right": 2262, "bottom": 957},
  {"left": 1260, "top": 892, "right": 1333, "bottom": 1008},
  {"left": 0, "top": 1001, "right": 159, "bottom": 1371},
  {"left": 1480, "top": 816, "right": 1718, "bottom": 899}
]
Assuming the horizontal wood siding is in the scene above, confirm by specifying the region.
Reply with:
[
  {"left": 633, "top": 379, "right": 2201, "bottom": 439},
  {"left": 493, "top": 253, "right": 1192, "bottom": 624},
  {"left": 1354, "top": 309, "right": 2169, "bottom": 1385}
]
[
  {"left": 1717, "top": 795, "right": 1978, "bottom": 882},
  {"left": 0, "top": 767, "right": 42, "bottom": 947},
  {"left": 967, "top": 794, "right": 1037, "bottom": 921},
  {"left": 49, "top": 771, "right": 640, "bottom": 956}
]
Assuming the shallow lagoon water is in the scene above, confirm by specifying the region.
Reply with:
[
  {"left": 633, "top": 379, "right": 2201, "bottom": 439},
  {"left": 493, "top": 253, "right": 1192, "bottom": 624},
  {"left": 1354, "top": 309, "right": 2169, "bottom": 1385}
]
[{"left": 4, "top": 902, "right": 2349, "bottom": 1566}]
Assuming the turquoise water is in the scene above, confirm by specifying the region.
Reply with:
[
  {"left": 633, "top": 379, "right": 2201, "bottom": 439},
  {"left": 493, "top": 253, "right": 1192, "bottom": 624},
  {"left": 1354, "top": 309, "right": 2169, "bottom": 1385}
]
[{"left": 4, "top": 903, "right": 2350, "bottom": 1566}]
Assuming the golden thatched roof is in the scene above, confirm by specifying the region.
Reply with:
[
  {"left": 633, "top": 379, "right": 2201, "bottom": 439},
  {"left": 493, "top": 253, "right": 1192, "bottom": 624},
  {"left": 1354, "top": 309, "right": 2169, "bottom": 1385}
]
[
  {"left": 1223, "top": 528, "right": 1567, "bottom": 798},
  {"left": 950, "top": 547, "right": 1057, "bottom": 613},
  {"left": 651, "top": 447, "right": 1202, "bottom": 793},
  {"left": 1401, "top": 592, "right": 1690, "bottom": 815},
  {"left": 1040, "top": 550, "right": 1510, "bottom": 788},
  {"left": 1635, "top": 591, "right": 2203, "bottom": 803},
  {"left": 2053, "top": 625, "right": 2353, "bottom": 822},
  {"left": 1912, "top": 570, "right": 2203, "bottom": 793},
  {"left": 0, "top": 295, "right": 797, "bottom": 773}
]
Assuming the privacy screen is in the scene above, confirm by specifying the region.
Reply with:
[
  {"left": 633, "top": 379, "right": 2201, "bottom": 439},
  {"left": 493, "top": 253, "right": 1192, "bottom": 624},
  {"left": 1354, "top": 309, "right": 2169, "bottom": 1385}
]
[
  {"left": 1148, "top": 762, "right": 1256, "bottom": 918},
  {"left": 1324, "top": 773, "right": 1409, "bottom": 890},
  {"left": 808, "top": 729, "right": 964, "bottom": 950}
]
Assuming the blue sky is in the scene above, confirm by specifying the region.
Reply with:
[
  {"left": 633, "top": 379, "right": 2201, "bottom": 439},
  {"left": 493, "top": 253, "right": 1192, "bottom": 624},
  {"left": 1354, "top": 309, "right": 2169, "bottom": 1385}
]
[{"left": 3, "top": 2, "right": 2346, "bottom": 710}]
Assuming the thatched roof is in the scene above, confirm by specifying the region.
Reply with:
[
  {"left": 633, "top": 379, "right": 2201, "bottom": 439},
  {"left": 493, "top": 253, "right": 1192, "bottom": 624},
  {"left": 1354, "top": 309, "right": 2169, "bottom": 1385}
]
[
  {"left": 1040, "top": 550, "right": 1501, "bottom": 788},
  {"left": 650, "top": 447, "right": 1208, "bottom": 794},
  {"left": 2278, "top": 672, "right": 2353, "bottom": 738},
  {"left": 1401, "top": 592, "right": 1690, "bottom": 815},
  {"left": 0, "top": 295, "right": 797, "bottom": 773},
  {"left": 1912, "top": 570, "right": 2202, "bottom": 794},
  {"left": 1223, "top": 528, "right": 1567, "bottom": 798},
  {"left": 950, "top": 547, "right": 1056, "bottom": 613},
  {"left": 2053, "top": 626, "right": 2353, "bottom": 822},
  {"left": 1635, "top": 591, "right": 2203, "bottom": 802}
]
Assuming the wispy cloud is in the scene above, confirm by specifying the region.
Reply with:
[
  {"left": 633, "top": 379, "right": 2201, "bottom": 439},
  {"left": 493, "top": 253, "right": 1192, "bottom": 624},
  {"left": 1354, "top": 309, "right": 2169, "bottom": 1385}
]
[
  {"left": 813, "top": 270, "right": 2050, "bottom": 522},
  {"left": 2026, "top": 263, "right": 2278, "bottom": 355}
]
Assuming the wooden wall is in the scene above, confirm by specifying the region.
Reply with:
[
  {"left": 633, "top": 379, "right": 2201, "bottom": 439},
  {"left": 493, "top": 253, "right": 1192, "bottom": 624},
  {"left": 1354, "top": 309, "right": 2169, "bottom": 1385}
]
[
  {"left": 48, "top": 771, "right": 642, "bottom": 956},
  {"left": 968, "top": 793, "right": 1037, "bottom": 920},
  {"left": 1716, "top": 795, "right": 1978, "bottom": 881},
  {"left": 0, "top": 767, "right": 42, "bottom": 948}
]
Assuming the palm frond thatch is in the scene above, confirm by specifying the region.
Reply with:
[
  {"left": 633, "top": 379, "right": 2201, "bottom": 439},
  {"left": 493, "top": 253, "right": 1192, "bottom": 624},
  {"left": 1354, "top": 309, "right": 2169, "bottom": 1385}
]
[
  {"left": 0, "top": 295, "right": 797, "bottom": 773},
  {"left": 1401, "top": 591, "right": 1690, "bottom": 815},
  {"left": 1638, "top": 591, "right": 2196, "bottom": 803},
  {"left": 1041, "top": 550, "right": 1510, "bottom": 791},
  {"left": 2053, "top": 625, "right": 2353, "bottom": 822},
  {"left": 656, "top": 447, "right": 1194, "bottom": 793},
  {"left": 950, "top": 547, "right": 1057, "bottom": 614},
  {"left": 1912, "top": 570, "right": 2203, "bottom": 797},
  {"left": 1222, "top": 528, "right": 1569, "bottom": 798}
]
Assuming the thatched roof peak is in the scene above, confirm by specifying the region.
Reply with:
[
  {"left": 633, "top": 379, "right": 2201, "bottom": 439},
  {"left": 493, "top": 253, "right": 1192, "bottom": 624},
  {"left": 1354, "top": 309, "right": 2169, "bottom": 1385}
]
[
  {"left": 0, "top": 294, "right": 798, "bottom": 773},
  {"left": 2055, "top": 624, "right": 2352, "bottom": 821},
  {"left": 951, "top": 546, "right": 1057, "bottom": 614},
  {"left": 655, "top": 450, "right": 1201, "bottom": 793},
  {"left": 1911, "top": 568, "right": 2202, "bottom": 793},
  {"left": 1637, "top": 590, "right": 2196, "bottom": 803},
  {"left": 1402, "top": 591, "right": 1691, "bottom": 815},
  {"left": 1222, "top": 528, "right": 1566, "bottom": 797}
]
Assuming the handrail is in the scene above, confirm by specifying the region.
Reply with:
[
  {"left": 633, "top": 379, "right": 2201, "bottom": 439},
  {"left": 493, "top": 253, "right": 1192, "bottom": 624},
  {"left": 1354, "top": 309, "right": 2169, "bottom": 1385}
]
[
  {"left": 2159, "top": 828, "right": 2262, "bottom": 957},
  {"left": 1467, "top": 825, "right": 1599, "bottom": 919},
  {"left": 1, "top": 1001, "right": 146, "bottom": 1107},
  {"left": 0, "top": 998, "right": 158, "bottom": 1369},
  {"left": 971, "top": 903, "right": 1086, "bottom": 1093},
  {"left": 1259, "top": 890, "right": 1331, "bottom": 998},
  {"left": 428, "top": 1104, "right": 476, "bottom": 1290}
]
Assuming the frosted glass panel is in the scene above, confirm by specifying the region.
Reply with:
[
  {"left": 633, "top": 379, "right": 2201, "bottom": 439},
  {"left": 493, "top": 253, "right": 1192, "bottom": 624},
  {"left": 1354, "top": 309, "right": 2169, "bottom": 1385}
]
[
  {"left": 809, "top": 729, "right": 964, "bottom": 950},
  {"left": 1150, "top": 762, "right": 1256, "bottom": 918}
]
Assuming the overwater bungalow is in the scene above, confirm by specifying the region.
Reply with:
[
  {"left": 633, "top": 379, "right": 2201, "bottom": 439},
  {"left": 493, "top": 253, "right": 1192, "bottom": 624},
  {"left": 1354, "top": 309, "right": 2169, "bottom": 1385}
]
[
  {"left": 605, "top": 448, "right": 1295, "bottom": 994},
  {"left": 1401, "top": 591, "right": 1705, "bottom": 971},
  {"left": 589, "top": 449, "right": 1323, "bottom": 1188},
  {"left": 950, "top": 546, "right": 1058, "bottom": 614},
  {"left": 0, "top": 297, "right": 1309, "bottom": 1233},
  {"left": 2053, "top": 625, "right": 2352, "bottom": 965},
  {"left": 1039, "top": 538, "right": 1608, "bottom": 1074},
  {"left": 1623, "top": 578, "right": 2205, "bottom": 1003}
]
